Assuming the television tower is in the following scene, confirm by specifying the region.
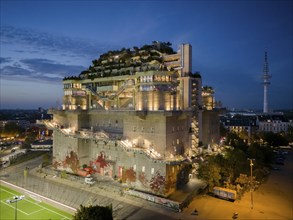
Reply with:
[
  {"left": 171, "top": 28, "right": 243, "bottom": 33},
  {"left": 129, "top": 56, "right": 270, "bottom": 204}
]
[{"left": 262, "top": 49, "right": 271, "bottom": 113}]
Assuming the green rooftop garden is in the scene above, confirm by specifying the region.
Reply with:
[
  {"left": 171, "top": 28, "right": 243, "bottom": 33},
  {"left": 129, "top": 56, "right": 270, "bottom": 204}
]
[{"left": 63, "top": 41, "right": 176, "bottom": 81}]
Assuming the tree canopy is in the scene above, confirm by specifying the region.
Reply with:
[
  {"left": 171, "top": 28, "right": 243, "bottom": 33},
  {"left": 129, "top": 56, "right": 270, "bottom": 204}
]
[
  {"left": 74, "top": 205, "right": 113, "bottom": 220},
  {"left": 1, "top": 122, "right": 24, "bottom": 136},
  {"left": 198, "top": 130, "right": 276, "bottom": 194},
  {"left": 260, "top": 132, "right": 289, "bottom": 147}
]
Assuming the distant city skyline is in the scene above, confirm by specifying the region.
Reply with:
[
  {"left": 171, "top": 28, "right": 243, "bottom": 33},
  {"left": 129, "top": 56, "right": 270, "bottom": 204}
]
[{"left": 1, "top": 0, "right": 292, "bottom": 110}]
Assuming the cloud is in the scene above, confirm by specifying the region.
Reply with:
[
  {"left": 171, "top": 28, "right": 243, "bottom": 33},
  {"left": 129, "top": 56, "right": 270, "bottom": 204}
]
[
  {"left": 0, "top": 25, "right": 114, "bottom": 59},
  {"left": 1, "top": 65, "right": 62, "bottom": 83},
  {"left": 0, "top": 25, "right": 117, "bottom": 84},
  {"left": 0, "top": 57, "right": 12, "bottom": 64},
  {"left": 20, "top": 58, "right": 85, "bottom": 76},
  {"left": 1, "top": 58, "right": 86, "bottom": 83},
  {"left": 1, "top": 65, "right": 33, "bottom": 77}
]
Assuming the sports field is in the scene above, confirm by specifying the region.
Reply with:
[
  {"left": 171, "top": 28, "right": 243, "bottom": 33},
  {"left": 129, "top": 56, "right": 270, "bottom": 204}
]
[{"left": 0, "top": 185, "right": 73, "bottom": 220}]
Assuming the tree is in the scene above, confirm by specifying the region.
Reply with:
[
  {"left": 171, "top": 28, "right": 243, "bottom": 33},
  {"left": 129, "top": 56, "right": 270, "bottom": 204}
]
[
  {"left": 74, "top": 205, "right": 113, "bottom": 220},
  {"left": 225, "top": 132, "right": 247, "bottom": 152},
  {"left": 2, "top": 122, "right": 24, "bottom": 136},
  {"left": 22, "top": 131, "right": 37, "bottom": 149},
  {"left": 220, "top": 123, "right": 228, "bottom": 137},
  {"left": 225, "top": 148, "right": 249, "bottom": 179},
  {"left": 198, "top": 148, "right": 249, "bottom": 191},
  {"left": 198, "top": 158, "right": 222, "bottom": 191},
  {"left": 133, "top": 46, "right": 139, "bottom": 52},
  {"left": 261, "top": 132, "right": 289, "bottom": 147}
]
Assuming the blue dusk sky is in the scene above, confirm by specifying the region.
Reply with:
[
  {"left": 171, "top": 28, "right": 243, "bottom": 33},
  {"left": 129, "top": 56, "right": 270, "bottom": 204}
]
[{"left": 1, "top": 0, "right": 292, "bottom": 110}]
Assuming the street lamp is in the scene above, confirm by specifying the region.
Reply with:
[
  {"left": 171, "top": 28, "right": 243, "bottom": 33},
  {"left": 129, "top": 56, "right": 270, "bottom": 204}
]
[
  {"left": 6, "top": 195, "right": 25, "bottom": 220},
  {"left": 247, "top": 158, "right": 255, "bottom": 210}
]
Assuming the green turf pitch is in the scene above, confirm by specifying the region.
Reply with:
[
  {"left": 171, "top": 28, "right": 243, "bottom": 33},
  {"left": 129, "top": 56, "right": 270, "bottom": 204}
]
[{"left": 0, "top": 185, "right": 73, "bottom": 220}]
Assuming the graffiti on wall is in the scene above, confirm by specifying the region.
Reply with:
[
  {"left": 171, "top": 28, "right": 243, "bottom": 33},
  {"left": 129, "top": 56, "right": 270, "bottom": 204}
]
[
  {"left": 90, "top": 152, "right": 113, "bottom": 176},
  {"left": 62, "top": 151, "right": 80, "bottom": 173},
  {"left": 122, "top": 167, "right": 136, "bottom": 184},
  {"left": 149, "top": 171, "right": 166, "bottom": 194},
  {"left": 53, "top": 150, "right": 114, "bottom": 177},
  {"left": 125, "top": 189, "right": 180, "bottom": 211}
]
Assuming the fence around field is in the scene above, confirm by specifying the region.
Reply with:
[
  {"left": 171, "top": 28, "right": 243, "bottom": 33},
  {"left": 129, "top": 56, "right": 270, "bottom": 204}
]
[
  {"left": 0, "top": 180, "right": 77, "bottom": 215},
  {"left": 1, "top": 174, "right": 140, "bottom": 219}
]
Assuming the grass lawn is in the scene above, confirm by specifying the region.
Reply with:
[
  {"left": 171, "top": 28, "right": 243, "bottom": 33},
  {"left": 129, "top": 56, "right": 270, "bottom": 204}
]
[{"left": 0, "top": 185, "right": 73, "bottom": 220}]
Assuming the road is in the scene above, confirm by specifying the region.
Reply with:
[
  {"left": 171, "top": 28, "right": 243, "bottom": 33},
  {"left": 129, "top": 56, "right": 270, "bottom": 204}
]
[
  {"left": 0, "top": 154, "right": 43, "bottom": 177},
  {"left": 1, "top": 151, "right": 292, "bottom": 219}
]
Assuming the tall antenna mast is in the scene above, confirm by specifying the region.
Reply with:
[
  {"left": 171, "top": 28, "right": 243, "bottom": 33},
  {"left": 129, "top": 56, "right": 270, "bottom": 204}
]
[{"left": 262, "top": 48, "right": 271, "bottom": 113}]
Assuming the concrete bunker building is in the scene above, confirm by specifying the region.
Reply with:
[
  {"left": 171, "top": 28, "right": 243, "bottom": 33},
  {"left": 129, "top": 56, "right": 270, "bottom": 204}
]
[{"left": 46, "top": 42, "right": 206, "bottom": 196}]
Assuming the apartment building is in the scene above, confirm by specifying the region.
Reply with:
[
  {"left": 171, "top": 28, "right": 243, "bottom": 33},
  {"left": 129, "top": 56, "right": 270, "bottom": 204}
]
[{"left": 257, "top": 114, "right": 293, "bottom": 133}]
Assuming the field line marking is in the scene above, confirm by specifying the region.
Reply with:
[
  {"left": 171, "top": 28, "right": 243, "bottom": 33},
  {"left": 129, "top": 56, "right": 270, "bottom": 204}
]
[
  {"left": 1, "top": 185, "right": 71, "bottom": 219},
  {"left": 0, "top": 180, "right": 77, "bottom": 211},
  {"left": 22, "top": 198, "right": 71, "bottom": 219},
  {"left": 28, "top": 208, "right": 45, "bottom": 215},
  {"left": 1, "top": 188, "right": 44, "bottom": 215},
  {"left": 0, "top": 200, "right": 30, "bottom": 215}
]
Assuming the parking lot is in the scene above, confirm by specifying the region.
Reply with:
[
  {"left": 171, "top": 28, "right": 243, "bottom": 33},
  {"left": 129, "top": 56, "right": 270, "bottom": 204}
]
[{"left": 178, "top": 150, "right": 293, "bottom": 219}]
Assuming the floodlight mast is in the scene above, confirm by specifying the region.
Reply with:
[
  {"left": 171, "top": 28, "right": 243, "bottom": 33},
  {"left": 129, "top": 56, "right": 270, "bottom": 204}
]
[
  {"left": 6, "top": 195, "right": 25, "bottom": 220},
  {"left": 247, "top": 158, "right": 255, "bottom": 209}
]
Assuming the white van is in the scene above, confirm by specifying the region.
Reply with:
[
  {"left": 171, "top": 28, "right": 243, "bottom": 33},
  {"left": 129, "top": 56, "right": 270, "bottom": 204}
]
[{"left": 85, "top": 176, "right": 95, "bottom": 185}]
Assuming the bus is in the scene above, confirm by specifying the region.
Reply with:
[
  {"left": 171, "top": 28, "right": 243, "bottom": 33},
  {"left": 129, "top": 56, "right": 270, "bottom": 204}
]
[{"left": 213, "top": 187, "right": 237, "bottom": 201}]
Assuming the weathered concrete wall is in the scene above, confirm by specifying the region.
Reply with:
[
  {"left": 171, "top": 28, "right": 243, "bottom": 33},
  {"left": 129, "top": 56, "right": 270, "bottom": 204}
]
[
  {"left": 88, "top": 137, "right": 167, "bottom": 193},
  {"left": 166, "top": 115, "right": 190, "bottom": 156},
  {"left": 77, "top": 138, "right": 90, "bottom": 166},
  {"left": 51, "top": 109, "right": 195, "bottom": 195},
  {"left": 52, "top": 110, "right": 89, "bottom": 131},
  {"left": 88, "top": 111, "right": 124, "bottom": 132},
  {"left": 202, "top": 110, "right": 220, "bottom": 146},
  {"left": 53, "top": 129, "right": 170, "bottom": 194},
  {"left": 123, "top": 114, "right": 167, "bottom": 156},
  {"left": 53, "top": 129, "right": 78, "bottom": 172}
]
